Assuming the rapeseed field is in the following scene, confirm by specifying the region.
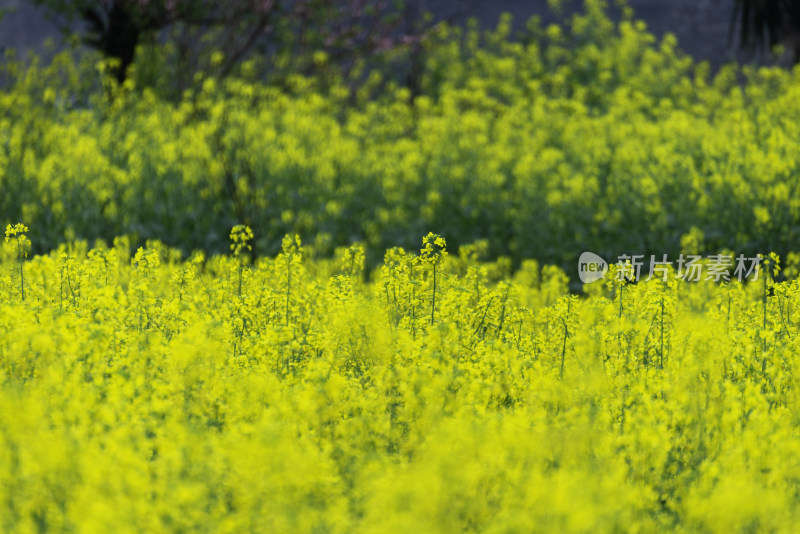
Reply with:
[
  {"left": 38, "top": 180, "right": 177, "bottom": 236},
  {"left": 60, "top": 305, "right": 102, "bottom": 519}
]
[
  {"left": 2, "top": 225, "right": 800, "bottom": 532},
  {"left": 1, "top": 2, "right": 799, "bottom": 272},
  {"left": 4, "top": 0, "right": 800, "bottom": 531}
]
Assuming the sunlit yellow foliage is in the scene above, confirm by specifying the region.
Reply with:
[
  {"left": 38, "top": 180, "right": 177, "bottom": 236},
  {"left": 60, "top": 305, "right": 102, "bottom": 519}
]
[{"left": 2, "top": 229, "right": 800, "bottom": 532}]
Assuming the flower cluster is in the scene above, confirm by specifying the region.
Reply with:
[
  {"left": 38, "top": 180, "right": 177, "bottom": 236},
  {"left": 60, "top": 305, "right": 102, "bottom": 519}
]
[{"left": 229, "top": 224, "right": 254, "bottom": 256}]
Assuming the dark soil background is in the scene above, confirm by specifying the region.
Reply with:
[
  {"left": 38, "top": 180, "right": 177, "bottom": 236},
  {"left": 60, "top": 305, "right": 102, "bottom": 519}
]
[{"left": 0, "top": 0, "right": 792, "bottom": 71}]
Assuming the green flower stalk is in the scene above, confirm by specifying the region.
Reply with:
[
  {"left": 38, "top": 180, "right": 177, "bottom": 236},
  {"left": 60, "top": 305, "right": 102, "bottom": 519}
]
[
  {"left": 421, "top": 232, "right": 447, "bottom": 326},
  {"left": 5, "top": 223, "right": 30, "bottom": 302},
  {"left": 230, "top": 225, "right": 254, "bottom": 298}
]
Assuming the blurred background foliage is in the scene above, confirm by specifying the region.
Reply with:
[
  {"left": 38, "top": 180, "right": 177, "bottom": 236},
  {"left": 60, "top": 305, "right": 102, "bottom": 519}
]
[{"left": 1, "top": 0, "right": 800, "bottom": 283}]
